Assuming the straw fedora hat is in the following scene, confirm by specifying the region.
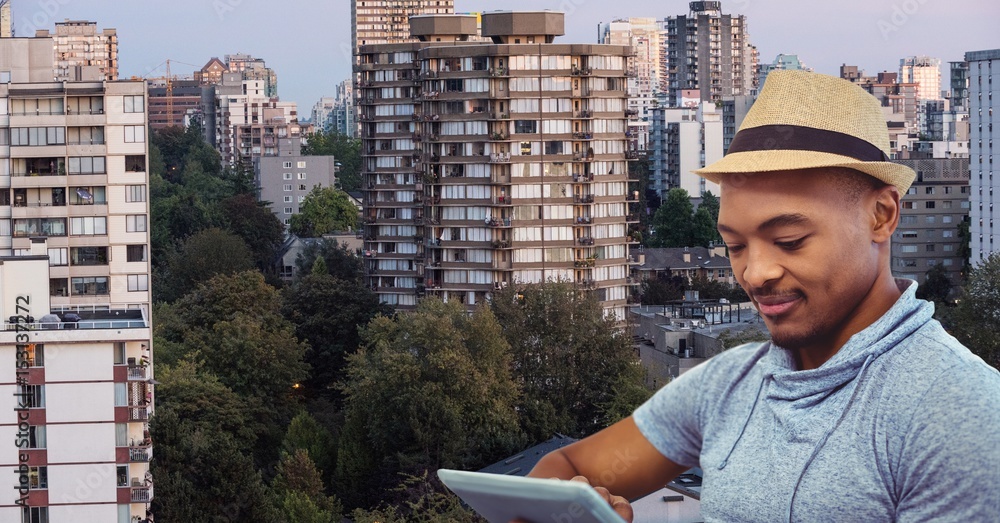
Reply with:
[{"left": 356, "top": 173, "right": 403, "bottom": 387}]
[{"left": 694, "top": 70, "right": 916, "bottom": 193}]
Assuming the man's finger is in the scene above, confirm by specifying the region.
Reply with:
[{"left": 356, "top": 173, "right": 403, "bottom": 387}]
[{"left": 610, "top": 495, "right": 634, "bottom": 522}]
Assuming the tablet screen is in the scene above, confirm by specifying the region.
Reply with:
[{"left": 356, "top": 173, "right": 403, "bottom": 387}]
[{"left": 438, "top": 469, "right": 628, "bottom": 523}]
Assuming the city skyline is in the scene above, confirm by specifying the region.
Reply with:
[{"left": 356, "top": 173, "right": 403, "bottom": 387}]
[{"left": 8, "top": 0, "right": 997, "bottom": 115}]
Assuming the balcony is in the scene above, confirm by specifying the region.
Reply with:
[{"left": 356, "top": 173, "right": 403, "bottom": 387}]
[
  {"left": 127, "top": 365, "right": 148, "bottom": 381},
  {"left": 574, "top": 195, "right": 595, "bottom": 204},
  {"left": 571, "top": 66, "right": 593, "bottom": 76},
  {"left": 572, "top": 174, "right": 594, "bottom": 183},
  {"left": 131, "top": 485, "right": 153, "bottom": 503},
  {"left": 129, "top": 446, "right": 151, "bottom": 462},
  {"left": 490, "top": 112, "right": 511, "bottom": 121},
  {"left": 489, "top": 153, "right": 510, "bottom": 163},
  {"left": 491, "top": 240, "right": 512, "bottom": 249},
  {"left": 490, "top": 132, "right": 509, "bottom": 141},
  {"left": 577, "top": 237, "right": 595, "bottom": 246},
  {"left": 128, "top": 407, "right": 150, "bottom": 421},
  {"left": 494, "top": 196, "right": 512, "bottom": 205},
  {"left": 486, "top": 217, "right": 512, "bottom": 228},
  {"left": 572, "top": 132, "right": 593, "bottom": 140}
]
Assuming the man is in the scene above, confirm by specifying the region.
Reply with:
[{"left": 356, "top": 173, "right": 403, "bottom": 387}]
[{"left": 528, "top": 70, "right": 1000, "bottom": 521}]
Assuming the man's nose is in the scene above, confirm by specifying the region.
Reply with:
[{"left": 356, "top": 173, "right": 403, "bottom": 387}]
[{"left": 742, "top": 247, "right": 784, "bottom": 289}]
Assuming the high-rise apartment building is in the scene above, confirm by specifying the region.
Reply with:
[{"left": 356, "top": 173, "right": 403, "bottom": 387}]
[
  {"left": 900, "top": 56, "right": 943, "bottom": 136},
  {"left": 212, "top": 72, "right": 300, "bottom": 165},
  {"left": 661, "top": 1, "right": 758, "bottom": 107},
  {"left": 891, "top": 158, "right": 970, "bottom": 290},
  {"left": 648, "top": 96, "right": 723, "bottom": 198},
  {"left": 35, "top": 20, "right": 118, "bottom": 82},
  {"left": 147, "top": 79, "right": 211, "bottom": 130},
  {"left": 900, "top": 56, "right": 943, "bottom": 102},
  {"left": 599, "top": 18, "right": 661, "bottom": 151},
  {"left": 0, "top": 30, "right": 154, "bottom": 522},
  {"left": 949, "top": 60, "right": 969, "bottom": 111},
  {"left": 352, "top": 0, "right": 455, "bottom": 58},
  {"left": 758, "top": 53, "right": 811, "bottom": 90},
  {"left": 357, "top": 12, "right": 641, "bottom": 319},
  {"left": 967, "top": 48, "right": 1000, "bottom": 264},
  {"left": 329, "top": 79, "right": 356, "bottom": 137}
]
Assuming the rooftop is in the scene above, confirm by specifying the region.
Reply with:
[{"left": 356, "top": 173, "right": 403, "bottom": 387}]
[{"left": 478, "top": 435, "right": 577, "bottom": 476}]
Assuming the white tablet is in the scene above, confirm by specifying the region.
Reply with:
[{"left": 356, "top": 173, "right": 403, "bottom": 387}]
[{"left": 438, "top": 469, "right": 628, "bottom": 523}]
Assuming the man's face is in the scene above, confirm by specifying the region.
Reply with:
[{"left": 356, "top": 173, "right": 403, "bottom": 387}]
[{"left": 717, "top": 169, "right": 881, "bottom": 353}]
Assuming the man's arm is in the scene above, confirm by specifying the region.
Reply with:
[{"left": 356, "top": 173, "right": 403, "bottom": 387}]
[{"left": 527, "top": 415, "right": 689, "bottom": 501}]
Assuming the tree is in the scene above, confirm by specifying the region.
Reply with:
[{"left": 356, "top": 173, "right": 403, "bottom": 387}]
[
  {"left": 294, "top": 238, "right": 366, "bottom": 282},
  {"left": 302, "top": 131, "right": 362, "bottom": 191},
  {"left": 154, "top": 271, "right": 309, "bottom": 466},
  {"left": 289, "top": 186, "right": 359, "bottom": 237},
  {"left": 273, "top": 449, "right": 342, "bottom": 521},
  {"left": 282, "top": 273, "right": 390, "bottom": 397},
  {"left": 220, "top": 193, "right": 286, "bottom": 272},
  {"left": 337, "top": 300, "right": 523, "bottom": 508},
  {"left": 650, "top": 188, "right": 694, "bottom": 247},
  {"left": 639, "top": 275, "right": 685, "bottom": 305},
  {"left": 916, "top": 264, "right": 953, "bottom": 304},
  {"left": 150, "top": 361, "right": 281, "bottom": 522},
  {"left": 949, "top": 253, "right": 1000, "bottom": 369},
  {"left": 282, "top": 412, "right": 337, "bottom": 483},
  {"left": 491, "top": 282, "right": 651, "bottom": 441},
  {"left": 158, "top": 228, "right": 254, "bottom": 302}
]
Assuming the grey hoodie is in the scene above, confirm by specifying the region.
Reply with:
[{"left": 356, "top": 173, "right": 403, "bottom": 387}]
[{"left": 633, "top": 281, "right": 1000, "bottom": 522}]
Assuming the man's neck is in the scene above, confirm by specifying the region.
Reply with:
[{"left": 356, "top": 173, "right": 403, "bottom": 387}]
[{"left": 795, "top": 275, "right": 904, "bottom": 371}]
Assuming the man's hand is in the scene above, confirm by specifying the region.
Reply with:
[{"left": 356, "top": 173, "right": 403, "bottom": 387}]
[
  {"left": 510, "top": 476, "right": 634, "bottom": 523},
  {"left": 570, "top": 475, "right": 634, "bottom": 522}
]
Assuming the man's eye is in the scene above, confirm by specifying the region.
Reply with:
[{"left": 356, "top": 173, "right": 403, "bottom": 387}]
[
  {"left": 726, "top": 244, "right": 745, "bottom": 254},
  {"left": 776, "top": 238, "right": 805, "bottom": 250}
]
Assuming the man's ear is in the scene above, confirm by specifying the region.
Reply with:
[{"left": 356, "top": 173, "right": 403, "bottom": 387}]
[{"left": 871, "top": 185, "right": 900, "bottom": 243}]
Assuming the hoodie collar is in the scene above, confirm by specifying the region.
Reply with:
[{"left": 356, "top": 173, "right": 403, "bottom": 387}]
[{"left": 761, "top": 279, "right": 934, "bottom": 404}]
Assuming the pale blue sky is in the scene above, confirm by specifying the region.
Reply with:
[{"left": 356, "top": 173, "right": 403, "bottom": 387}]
[{"left": 16, "top": 0, "right": 999, "bottom": 114}]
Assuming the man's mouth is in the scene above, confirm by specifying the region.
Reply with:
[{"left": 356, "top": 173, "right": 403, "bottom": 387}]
[{"left": 753, "top": 293, "right": 802, "bottom": 317}]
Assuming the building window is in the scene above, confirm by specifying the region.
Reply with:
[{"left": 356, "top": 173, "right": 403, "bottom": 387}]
[
  {"left": 117, "top": 466, "right": 129, "bottom": 488},
  {"left": 925, "top": 216, "right": 935, "bottom": 224},
  {"left": 50, "top": 278, "right": 68, "bottom": 297},
  {"left": 926, "top": 244, "right": 936, "bottom": 252},
  {"left": 298, "top": 196, "right": 306, "bottom": 203},
  {"left": 123, "top": 95, "right": 145, "bottom": 113},
  {"left": 925, "top": 201, "right": 935, "bottom": 209},
  {"left": 70, "top": 217, "right": 107, "bottom": 236},
  {"left": 127, "top": 274, "right": 148, "bottom": 292},
  {"left": 943, "top": 230, "right": 954, "bottom": 238},
  {"left": 124, "top": 125, "right": 145, "bottom": 143},
  {"left": 126, "top": 214, "right": 147, "bottom": 233},
  {"left": 283, "top": 161, "right": 293, "bottom": 169},
  {"left": 113, "top": 342, "right": 126, "bottom": 365},
  {"left": 68, "top": 156, "right": 106, "bottom": 174},
  {"left": 925, "top": 186, "right": 934, "bottom": 194},
  {"left": 125, "top": 155, "right": 145, "bottom": 172},
  {"left": 900, "top": 245, "right": 919, "bottom": 253},
  {"left": 114, "top": 382, "right": 127, "bottom": 406},
  {"left": 127, "top": 245, "right": 147, "bottom": 262},
  {"left": 18, "top": 384, "right": 44, "bottom": 408},
  {"left": 26, "top": 426, "right": 45, "bottom": 449},
  {"left": 13, "top": 218, "right": 66, "bottom": 237},
  {"left": 28, "top": 466, "right": 47, "bottom": 489},
  {"left": 297, "top": 161, "right": 307, "bottom": 168},
  {"left": 19, "top": 343, "right": 43, "bottom": 367},
  {"left": 48, "top": 248, "right": 68, "bottom": 266},
  {"left": 283, "top": 196, "right": 292, "bottom": 203},
  {"left": 71, "top": 276, "right": 109, "bottom": 296},
  {"left": 69, "top": 216, "right": 108, "bottom": 236},
  {"left": 901, "top": 201, "right": 914, "bottom": 209},
  {"left": 125, "top": 185, "right": 146, "bottom": 202},
  {"left": 67, "top": 126, "right": 104, "bottom": 145},
  {"left": 283, "top": 184, "right": 292, "bottom": 191},
  {"left": 21, "top": 507, "right": 48, "bottom": 523},
  {"left": 284, "top": 207, "right": 293, "bottom": 214},
  {"left": 297, "top": 172, "right": 307, "bottom": 180},
  {"left": 71, "top": 186, "right": 106, "bottom": 205},
  {"left": 298, "top": 184, "right": 307, "bottom": 191},
  {"left": 515, "top": 120, "right": 538, "bottom": 134},
  {"left": 283, "top": 173, "right": 292, "bottom": 180},
  {"left": 70, "top": 246, "right": 108, "bottom": 265}
]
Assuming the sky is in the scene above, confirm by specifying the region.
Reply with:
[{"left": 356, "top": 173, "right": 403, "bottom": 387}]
[{"left": 14, "top": 0, "right": 999, "bottom": 116}]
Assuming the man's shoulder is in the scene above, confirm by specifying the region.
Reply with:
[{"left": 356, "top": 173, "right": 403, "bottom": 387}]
[{"left": 877, "top": 319, "right": 1000, "bottom": 413}]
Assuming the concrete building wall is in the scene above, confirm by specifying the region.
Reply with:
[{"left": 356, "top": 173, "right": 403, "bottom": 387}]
[
  {"left": 891, "top": 158, "right": 970, "bottom": 288},
  {"left": 255, "top": 155, "right": 338, "bottom": 226},
  {"left": 967, "top": 49, "right": 999, "bottom": 264}
]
